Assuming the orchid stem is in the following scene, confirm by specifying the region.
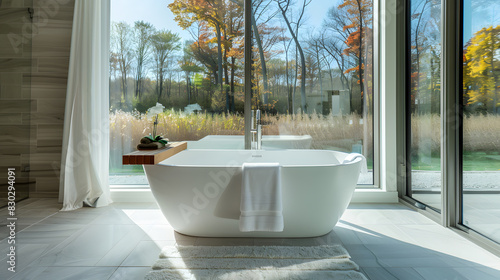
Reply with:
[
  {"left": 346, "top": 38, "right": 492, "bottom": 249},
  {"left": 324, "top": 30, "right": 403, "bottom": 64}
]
[{"left": 153, "top": 114, "right": 158, "bottom": 138}]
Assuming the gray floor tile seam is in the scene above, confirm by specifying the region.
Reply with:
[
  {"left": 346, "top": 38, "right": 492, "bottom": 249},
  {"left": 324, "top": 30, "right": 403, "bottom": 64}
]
[
  {"left": 15, "top": 199, "right": 59, "bottom": 210},
  {"left": 94, "top": 227, "right": 149, "bottom": 268},
  {"left": 2, "top": 246, "right": 59, "bottom": 280},
  {"left": 0, "top": 210, "right": 60, "bottom": 244},
  {"left": 26, "top": 222, "right": 101, "bottom": 266},
  {"left": 356, "top": 242, "right": 408, "bottom": 279},
  {"left": 13, "top": 198, "right": 44, "bottom": 209},
  {"left": 117, "top": 239, "right": 157, "bottom": 268},
  {"left": 106, "top": 267, "right": 122, "bottom": 280}
]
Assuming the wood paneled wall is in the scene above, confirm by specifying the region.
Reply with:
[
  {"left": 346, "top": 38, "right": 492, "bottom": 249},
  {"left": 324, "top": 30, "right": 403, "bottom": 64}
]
[{"left": 0, "top": 0, "right": 75, "bottom": 199}]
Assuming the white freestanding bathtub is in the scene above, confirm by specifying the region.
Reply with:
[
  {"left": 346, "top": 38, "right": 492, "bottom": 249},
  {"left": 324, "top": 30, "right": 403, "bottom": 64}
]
[{"left": 143, "top": 149, "right": 362, "bottom": 237}]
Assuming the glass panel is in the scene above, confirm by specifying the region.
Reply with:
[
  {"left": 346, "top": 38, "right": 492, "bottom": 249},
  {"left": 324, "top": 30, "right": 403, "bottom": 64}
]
[
  {"left": 109, "top": 0, "right": 245, "bottom": 185},
  {"left": 251, "top": 0, "right": 374, "bottom": 184},
  {"left": 407, "top": 0, "right": 442, "bottom": 210},
  {"left": 462, "top": 0, "right": 500, "bottom": 243},
  {"left": 111, "top": 0, "right": 376, "bottom": 186}
]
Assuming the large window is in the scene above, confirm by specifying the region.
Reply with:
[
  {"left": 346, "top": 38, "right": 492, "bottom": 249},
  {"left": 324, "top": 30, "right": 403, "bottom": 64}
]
[
  {"left": 109, "top": 0, "right": 375, "bottom": 185},
  {"left": 406, "top": 0, "right": 442, "bottom": 211},
  {"left": 461, "top": 0, "right": 500, "bottom": 243}
]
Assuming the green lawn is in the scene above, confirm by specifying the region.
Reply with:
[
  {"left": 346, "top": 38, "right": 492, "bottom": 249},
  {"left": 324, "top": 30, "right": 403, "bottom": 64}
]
[
  {"left": 411, "top": 151, "right": 500, "bottom": 171},
  {"left": 110, "top": 165, "right": 145, "bottom": 175}
]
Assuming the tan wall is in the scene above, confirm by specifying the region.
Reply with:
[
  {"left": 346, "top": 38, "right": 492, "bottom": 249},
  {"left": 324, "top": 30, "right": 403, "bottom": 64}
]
[{"left": 0, "top": 0, "right": 75, "bottom": 199}]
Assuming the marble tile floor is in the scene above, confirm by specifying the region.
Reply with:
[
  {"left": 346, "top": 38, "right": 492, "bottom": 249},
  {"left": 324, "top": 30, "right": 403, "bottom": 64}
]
[
  {"left": 412, "top": 193, "right": 500, "bottom": 244},
  {"left": 1, "top": 198, "right": 500, "bottom": 280}
]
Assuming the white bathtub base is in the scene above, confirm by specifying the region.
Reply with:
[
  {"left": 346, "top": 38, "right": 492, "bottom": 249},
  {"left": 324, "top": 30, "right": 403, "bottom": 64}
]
[{"left": 144, "top": 150, "right": 361, "bottom": 238}]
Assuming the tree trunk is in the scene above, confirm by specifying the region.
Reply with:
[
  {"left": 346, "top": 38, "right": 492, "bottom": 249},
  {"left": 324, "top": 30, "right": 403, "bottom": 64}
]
[
  {"left": 215, "top": 23, "right": 223, "bottom": 90},
  {"left": 322, "top": 53, "right": 334, "bottom": 89},
  {"left": 121, "top": 69, "right": 127, "bottom": 108},
  {"left": 252, "top": 16, "right": 269, "bottom": 105},
  {"left": 280, "top": 8, "right": 307, "bottom": 113},
  {"left": 231, "top": 56, "right": 236, "bottom": 112},
  {"left": 135, "top": 68, "right": 141, "bottom": 99},
  {"left": 292, "top": 47, "right": 298, "bottom": 113},
  {"left": 158, "top": 68, "right": 164, "bottom": 102},
  {"left": 186, "top": 74, "right": 191, "bottom": 104},
  {"left": 316, "top": 46, "right": 324, "bottom": 102},
  {"left": 227, "top": 0, "right": 269, "bottom": 104}
]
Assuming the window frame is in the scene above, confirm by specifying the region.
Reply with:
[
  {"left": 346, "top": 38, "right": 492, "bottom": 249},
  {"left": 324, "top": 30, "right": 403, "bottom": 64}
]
[
  {"left": 109, "top": 0, "right": 381, "bottom": 189},
  {"left": 398, "top": 0, "right": 500, "bottom": 256}
]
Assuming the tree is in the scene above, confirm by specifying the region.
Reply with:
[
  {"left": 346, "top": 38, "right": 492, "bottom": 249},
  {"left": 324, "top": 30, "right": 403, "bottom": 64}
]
[
  {"left": 134, "top": 21, "right": 154, "bottom": 99},
  {"left": 277, "top": 0, "right": 311, "bottom": 113},
  {"left": 464, "top": 25, "right": 500, "bottom": 114},
  {"left": 338, "top": 0, "right": 372, "bottom": 114},
  {"left": 228, "top": 0, "right": 277, "bottom": 105},
  {"left": 151, "top": 30, "right": 181, "bottom": 101},
  {"left": 190, "top": 23, "right": 220, "bottom": 83},
  {"left": 307, "top": 35, "right": 325, "bottom": 101},
  {"left": 180, "top": 41, "right": 204, "bottom": 104},
  {"left": 111, "top": 22, "right": 134, "bottom": 108},
  {"left": 321, "top": 6, "right": 356, "bottom": 92},
  {"left": 169, "top": 0, "right": 226, "bottom": 89}
]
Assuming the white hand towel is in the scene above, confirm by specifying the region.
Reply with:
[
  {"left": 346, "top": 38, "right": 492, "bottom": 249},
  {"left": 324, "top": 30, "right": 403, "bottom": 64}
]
[
  {"left": 343, "top": 153, "right": 368, "bottom": 174},
  {"left": 239, "top": 162, "right": 283, "bottom": 232}
]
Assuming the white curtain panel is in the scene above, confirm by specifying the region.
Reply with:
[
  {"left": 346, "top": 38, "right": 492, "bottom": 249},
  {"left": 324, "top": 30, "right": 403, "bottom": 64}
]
[{"left": 59, "top": 0, "right": 112, "bottom": 211}]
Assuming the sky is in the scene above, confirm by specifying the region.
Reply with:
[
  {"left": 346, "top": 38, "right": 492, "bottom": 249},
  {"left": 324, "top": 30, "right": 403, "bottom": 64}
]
[
  {"left": 111, "top": 0, "right": 192, "bottom": 40},
  {"left": 463, "top": 0, "right": 500, "bottom": 43},
  {"left": 110, "top": 0, "right": 333, "bottom": 42},
  {"left": 111, "top": 0, "right": 500, "bottom": 47}
]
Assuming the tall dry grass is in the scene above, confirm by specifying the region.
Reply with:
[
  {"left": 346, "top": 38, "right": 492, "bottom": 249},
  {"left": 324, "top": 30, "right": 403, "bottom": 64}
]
[
  {"left": 110, "top": 111, "right": 499, "bottom": 171},
  {"left": 261, "top": 113, "right": 372, "bottom": 151},
  {"left": 110, "top": 110, "right": 373, "bottom": 171},
  {"left": 463, "top": 114, "right": 500, "bottom": 152},
  {"left": 110, "top": 110, "right": 245, "bottom": 170},
  {"left": 110, "top": 111, "right": 372, "bottom": 151},
  {"left": 410, "top": 114, "right": 500, "bottom": 153}
]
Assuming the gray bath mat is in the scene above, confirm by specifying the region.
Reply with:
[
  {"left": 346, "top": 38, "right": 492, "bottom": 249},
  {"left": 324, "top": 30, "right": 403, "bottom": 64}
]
[{"left": 145, "top": 245, "right": 368, "bottom": 280}]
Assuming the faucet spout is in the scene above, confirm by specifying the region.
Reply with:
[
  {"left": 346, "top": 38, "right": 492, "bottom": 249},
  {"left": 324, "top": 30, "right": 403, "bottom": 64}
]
[{"left": 251, "top": 109, "right": 262, "bottom": 150}]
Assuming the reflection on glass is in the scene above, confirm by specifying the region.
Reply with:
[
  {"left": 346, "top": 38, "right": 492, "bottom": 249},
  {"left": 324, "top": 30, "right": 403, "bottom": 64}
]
[
  {"left": 109, "top": 0, "right": 375, "bottom": 185},
  {"left": 251, "top": 0, "right": 374, "bottom": 184},
  {"left": 462, "top": 0, "right": 500, "bottom": 243},
  {"left": 408, "top": 0, "right": 442, "bottom": 210},
  {"left": 109, "top": 0, "right": 245, "bottom": 184}
]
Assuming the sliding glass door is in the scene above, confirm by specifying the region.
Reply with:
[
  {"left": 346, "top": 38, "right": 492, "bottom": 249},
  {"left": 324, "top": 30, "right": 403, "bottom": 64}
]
[
  {"left": 404, "top": 0, "right": 500, "bottom": 247},
  {"left": 461, "top": 0, "right": 500, "bottom": 243},
  {"left": 406, "top": 0, "right": 442, "bottom": 211}
]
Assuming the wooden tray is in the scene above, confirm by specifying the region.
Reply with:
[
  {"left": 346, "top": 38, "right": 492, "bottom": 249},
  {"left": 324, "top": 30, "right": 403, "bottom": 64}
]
[{"left": 122, "top": 141, "right": 187, "bottom": 165}]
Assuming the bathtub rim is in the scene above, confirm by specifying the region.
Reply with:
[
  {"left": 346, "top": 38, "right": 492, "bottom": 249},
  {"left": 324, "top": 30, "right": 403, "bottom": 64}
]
[{"left": 156, "top": 149, "right": 362, "bottom": 168}]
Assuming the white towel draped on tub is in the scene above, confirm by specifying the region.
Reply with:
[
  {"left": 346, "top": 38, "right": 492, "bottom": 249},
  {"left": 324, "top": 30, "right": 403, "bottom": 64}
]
[{"left": 239, "top": 162, "right": 284, "bottom": 232}]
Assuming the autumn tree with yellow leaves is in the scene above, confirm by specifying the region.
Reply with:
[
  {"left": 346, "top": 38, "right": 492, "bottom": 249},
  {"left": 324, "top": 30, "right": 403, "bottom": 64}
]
[{"left": 463, "top": 25, "right": 500, "bottom": 114}]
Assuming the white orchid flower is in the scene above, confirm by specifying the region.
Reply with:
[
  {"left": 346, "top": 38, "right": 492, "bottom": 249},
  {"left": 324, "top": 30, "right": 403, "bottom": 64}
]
[{"left": 148, "top": 102, "right": 165, "bottom": 117}]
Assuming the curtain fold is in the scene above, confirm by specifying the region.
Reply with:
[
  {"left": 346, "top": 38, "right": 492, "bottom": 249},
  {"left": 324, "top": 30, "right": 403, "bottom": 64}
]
[{"left": 59, "top": 0, "right": 112, "bottom": 211}]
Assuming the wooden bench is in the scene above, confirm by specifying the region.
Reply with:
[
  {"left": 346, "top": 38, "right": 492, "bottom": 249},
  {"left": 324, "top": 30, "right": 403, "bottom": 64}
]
[{"left": 122, "top": 141, "right": 187, "bottom": 165}]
